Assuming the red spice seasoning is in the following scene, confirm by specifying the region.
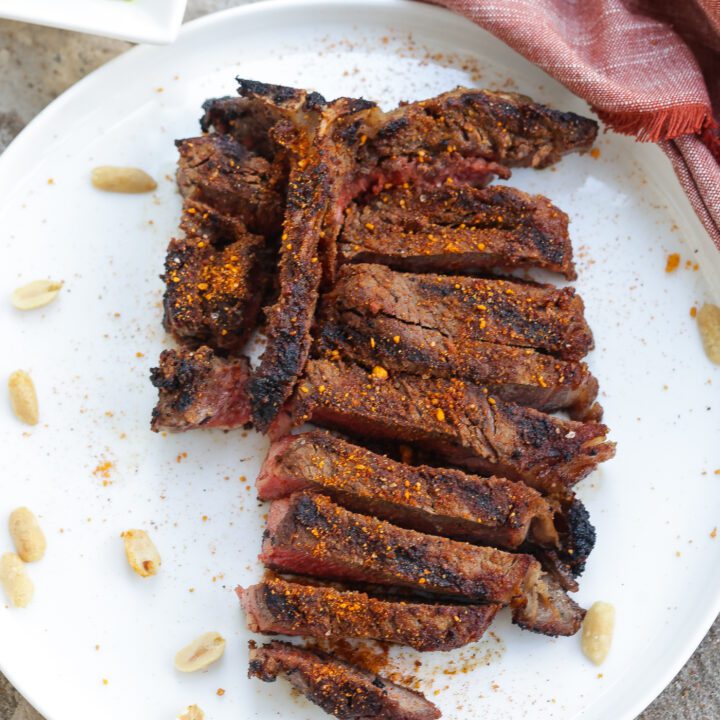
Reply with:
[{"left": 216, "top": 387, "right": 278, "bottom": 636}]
[{"left": 665, "top": 253, "right": 680, "bottom": 273}]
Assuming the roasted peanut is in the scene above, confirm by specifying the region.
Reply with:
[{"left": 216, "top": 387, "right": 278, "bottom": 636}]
[
  {"left": 9, "top": 507, "right": 46, "bottom": 562},
  {"left": 8, "top": 370, "right": 39, "bottom": 425},
  {"left": 11, "top": 279, "right": 63, "bottom": 310},
  {"left": 581, "top": 601, "right": 615, "bottom": 665},
  {"left": 698, "top": 303, "right": 720, "bottom": 365},
  {"left": 174, "top": 632, "right": 226, "bottom": 672},
  {"left": 0, "top": 552, "right": 34, "bottom": 607},
  {"left": 91, "top": 166, "right": 157, "bottom": 194},
  {"left": 121, "top": 529, "right": 161, "bottom": 577}
]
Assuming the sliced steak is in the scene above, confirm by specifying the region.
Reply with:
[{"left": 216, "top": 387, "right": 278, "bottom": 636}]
[
  {"left": 261, "top": 493, "right": 584, "bottom": 635},
  {"left": 240, "top": 80, "right": 382, "bottom": 432},
  {"left": 162, "top": 200, "right": 267, "bottom": 353},
  {"left": 176, "top": 134, "right": 284, "bottom": 237},
  {"left": 248, "top": 640, "right": 441, "bottom": 720},
  {"left": 149, "top": 346, "right": 250, "bottom": 432},
  {"left": 314, "top": 86, "right": 595, "bottom": 196},
  {"left": 356, "top": 87, "right": 598, "bottom": 191},
  {"left": 319, "top": 264, "right": 593, "bottom": 361},
  {"left": 339, "top": 184, "right": 575, "bottom": 279},
  {"left": 258, "top": 431, "right": 560, "bottom": 550},
  {"left": 261, "top": 491, "right": 538, "bottom": 603},
  {"left": 239, "top": 577, "right": 500, "bottom": 651},
  {"left": 316, "top": 310, "right": 600, "bottom": 421},
  {"left": 284, "top": 360, "right": 614, "bottom": 494}
]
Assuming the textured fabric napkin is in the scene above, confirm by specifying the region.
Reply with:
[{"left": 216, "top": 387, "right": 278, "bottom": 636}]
[{"left": 429, "top": 0, "right": 720, "bottom": 250}]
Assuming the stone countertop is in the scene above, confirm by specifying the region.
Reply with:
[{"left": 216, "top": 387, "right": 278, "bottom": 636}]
[{"left": 0, "top": 2, "right": 718, "bottom": 718}]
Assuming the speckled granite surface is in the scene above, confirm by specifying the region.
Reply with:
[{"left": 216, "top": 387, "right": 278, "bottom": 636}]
[{"left": 0, "top": 2, "right": 718, "bottom": 718}]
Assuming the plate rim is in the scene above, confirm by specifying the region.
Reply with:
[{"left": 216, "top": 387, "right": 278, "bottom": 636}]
[{"left": 0, "top": 1, "right": 718, "bottom": 718}]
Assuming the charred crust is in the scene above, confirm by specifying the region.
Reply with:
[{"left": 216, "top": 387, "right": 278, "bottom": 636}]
[
  {"left": 376, "top": 116, "right": 409, "bottom": 140},
  {"left": 199, "top": 95, "right": 236, "bottom": 132},
  {"left": 340, "top": 97, "right": 377, "bottom": 114},
  {"left": 338, "top": 121, "right": 361, "bottom": 146},
  {"left": 237, "top": 78, "right": 314, "bottom": 105},
  {"left": 294, "top": 493, "right": 335, "bottom": 534},
  {"left": 261, "top": 583, "right": 300, "bottom": 623},
  {"left": 305, "top": 91, "right": 327, "bottom": 110},
  {"left": 527, "top": 225, "right": 565, "bottom": 265},
  {"left": 249, "top": 375, "right": 286, "bottom": 431},
  {"left": 504, "top": 404, "right": 568, "bottom": 453},
  {"left": 248, "top": 657, "right": 275, "bottom": 682},
  {"left": 558, "top": 497, "right": 596, "bottom": 576}
]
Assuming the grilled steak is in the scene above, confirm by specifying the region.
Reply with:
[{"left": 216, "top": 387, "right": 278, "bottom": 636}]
[
  {"left": 149, "top": 346, "right": 251, "bottom": 432},
  {"left": 339, "top": 184, "right": 576, "bottom": 278},
  {"left": 248, "top": 640, "right": 441, "bottom": 720},
  {"left": 261, "top": 493, "right": 584, "bottom": 635},
  {"left": 162, "top": 200, "right": 267, "bottom": 353},
  {"left": 176, "top": 134, "right": 284, "bottom": 237},
  {"left": 240, "top": 80, "right": 382, "bottom": 432},
  {"left": 239, "top": 576, "right": 500, "bottom": 651},
  {"left": 332, "top": 88, "right": 595, "bottom": 203},
  {"left": 284, "top": 360, "right": 614, "bottom": 494},
  {"left": 319, "top": 264, "right": 593, "bottom": 361},
  {"left": 317, "top": 316, "right": 601, "bottom": 420},
  {"left": 258, "top": 431, "right": 560, "bottom": 550},
  {"left": 261, "top": 491, "right": 537, "bottom": 603},
  {"left": 355, "top": 87, "right": 598, "bottom": 193}
]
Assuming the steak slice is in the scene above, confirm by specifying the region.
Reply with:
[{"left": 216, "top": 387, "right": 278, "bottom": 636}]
[
  {"left": 257, "top": 431, "right": 560, "bottom": 551},
  {"left": 339, "top": 184, "right": 575, "bottom": 279},
  {"left": 316, "top": 307, "right": 600, "bottom": 421},
  {"left": 262, "top": 492, "right": 537, "bottom": 604},
  {"left": 248, "top": 640, "right": 441, "bottom": 720},
  {"left": 162, "top": 200, "right": 267, "bottom": 353},
  {"left": 239, "top": 577, "right": 500, "bottom": 651},
  {"left": 239, "top": 80, "right": 382, "bottom": 432},
  {"left": 284, "top": 360, "right": 614, "bottom": 494},
  {"left": 261, "top": 493, "right": 584, "bottom": 635},
  {"left": 149, "top": 346, "right": 251, "bottom": 432},
  {"left": 356, "top": 87, "right": 598, "bottom": 189},
  {"left": 176, "top": 134, "right": 284, "bottom": 237},
  {"left": 319, "top": 264, "right": 593, "bottom": 361}
]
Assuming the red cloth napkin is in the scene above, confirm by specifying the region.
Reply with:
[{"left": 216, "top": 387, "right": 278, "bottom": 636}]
[{"left": 429, "top": 0, "right": 720, "bottom": 250}]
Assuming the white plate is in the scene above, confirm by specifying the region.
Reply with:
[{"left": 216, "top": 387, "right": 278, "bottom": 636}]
[
  {"left": 0, "top": 0, "right": 186, "bottom": 44},
  {"left": 1, "top": 2, "right": 719, "bottom": 719}
]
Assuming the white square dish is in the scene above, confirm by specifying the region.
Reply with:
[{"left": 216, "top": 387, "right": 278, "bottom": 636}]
[{"left": 0, "top": 0, "right": 187, "bottom": 44}]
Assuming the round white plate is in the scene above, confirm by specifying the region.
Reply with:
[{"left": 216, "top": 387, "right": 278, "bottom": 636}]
[{"left": 1, "top": 2, "right": 719, "bottom": 719}]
